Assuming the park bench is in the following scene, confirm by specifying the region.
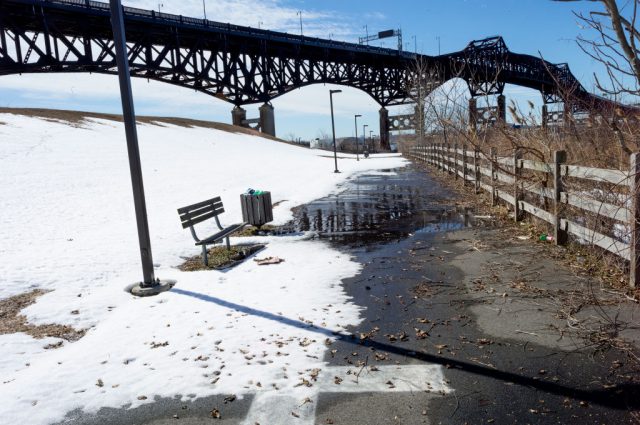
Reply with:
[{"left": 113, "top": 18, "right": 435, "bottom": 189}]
[{"left": 177, "top": 196, "right": 247, "bottom": 266}]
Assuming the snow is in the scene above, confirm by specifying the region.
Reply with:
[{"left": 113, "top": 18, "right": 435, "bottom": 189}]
[{"left": 0, "top": 113, "right": 416, "bottom": 424}]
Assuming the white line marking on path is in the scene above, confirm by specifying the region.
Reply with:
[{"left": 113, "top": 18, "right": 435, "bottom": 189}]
[{"left": 240, "top": 364, "right": 453, "bottom": 425}]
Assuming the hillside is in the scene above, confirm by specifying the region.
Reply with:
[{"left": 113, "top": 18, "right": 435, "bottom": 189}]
[{"left": 0, "top": 108, "right": 407, "bottom": 425}]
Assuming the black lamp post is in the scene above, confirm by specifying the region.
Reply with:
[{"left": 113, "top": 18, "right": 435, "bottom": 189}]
[
  {"left": 330, "top": 89, "right": 342, "bottom": 173},
  {"left": 354, "top": 114, "right": 362, "bottom": 161},
  {"left": 109, "top": 0, "right": 175, "bottom": 296},
  {"left": 369, "top": 130, "right": 374, "bottom": 152},
  {"left": 362, "top": 124, "right": 368, "bottom": 156}
]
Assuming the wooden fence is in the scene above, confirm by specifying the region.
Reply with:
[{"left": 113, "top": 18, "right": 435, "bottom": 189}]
[{"left": 407, "top": 144, "right": 640, "bottom": 288}]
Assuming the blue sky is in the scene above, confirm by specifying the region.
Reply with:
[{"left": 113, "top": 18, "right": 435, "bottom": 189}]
[{"left": 0, "top": 0, "right": 608, "bottom": 139}]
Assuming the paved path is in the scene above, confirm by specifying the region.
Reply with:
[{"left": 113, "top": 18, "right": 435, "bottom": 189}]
[{"left": 59, "top": 164, "right": 640, "bottom": 424}]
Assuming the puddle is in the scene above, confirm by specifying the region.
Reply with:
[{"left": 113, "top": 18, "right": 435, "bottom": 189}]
[{"left": 286, "top": 165, "right": 477, "bottom": 246}]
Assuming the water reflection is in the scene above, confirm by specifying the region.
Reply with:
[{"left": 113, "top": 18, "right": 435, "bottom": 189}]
[{"left": 288, "top": 168, "right": 474, "bottom": 246}]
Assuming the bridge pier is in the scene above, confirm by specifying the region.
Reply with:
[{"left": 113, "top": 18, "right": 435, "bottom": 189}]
[
  {"left": 497, "top": 94, "right": 506, "bottom": 123},
  {"left": 469, "top": 98, "right": 478, "bottom": 132},
  {"left": 468, "top": 95, "right": 506, "bottom": 130},
  {"left": 232, "top": 106, "right": 247, "bottom": 127},
  {"left": 259, "top": 103, "right": 276, "bottom": 137},
  {"left": 379, "top": 108, "right": 390, "bottom": 151},
  {"left": 415, "top": 103, "right": 425, "bottom": 138}
]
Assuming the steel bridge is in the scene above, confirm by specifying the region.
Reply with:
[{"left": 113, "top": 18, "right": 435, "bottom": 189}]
[{"left": 0, "top": 0, "right": 627, "bottom": 148}]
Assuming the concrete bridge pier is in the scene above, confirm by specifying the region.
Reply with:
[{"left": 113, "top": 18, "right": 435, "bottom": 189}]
[
  {"left": 497, "top": 94, "right": 506, "bottom": 123},
  {"left": 232, "top": 106, "right": 247, "bottom": 127},
  {"left": 468, "top": 98, "right": 478, "bottom": 132},
  {"left": 379, "top": 107, "right": 390, "bottom": 151},
  {"left": 259, "top": 103, "right": 276, "bottom": 137}
]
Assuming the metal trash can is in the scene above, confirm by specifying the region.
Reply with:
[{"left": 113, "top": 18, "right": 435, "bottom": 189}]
[{"left": 240, "top": 191, "right": 273, "bottom": 227}]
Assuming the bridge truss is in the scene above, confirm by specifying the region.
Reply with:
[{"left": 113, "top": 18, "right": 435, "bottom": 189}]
[{"left": 0, "top": 0, "right": 631, "bottom": 148}]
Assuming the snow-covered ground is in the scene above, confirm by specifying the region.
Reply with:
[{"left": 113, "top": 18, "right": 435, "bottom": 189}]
[{"left": 0, "top": 113, "right": 414, "bottom": 424}]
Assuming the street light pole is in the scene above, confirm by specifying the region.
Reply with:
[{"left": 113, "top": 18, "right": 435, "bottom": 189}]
[
  {"left": 330, "top": 89, "right": 342, "bottom": 173},
  {"left": 369, "top": 130, "right": 373, "bottom": 152},
  {"left": 202, "top": 0, "right": 206, "bottom": 19},
  {"left": 297, "top": 11, "right": 303, "bottom": 36},
  {"left": 109, "top": 0, "right": 174, "bottom": 296},
  {"left": 354, "top": 114, "right": 362, "bottom": 161},
  {"left": 363, "top": 124, "right": 368, "bottom": 156}
]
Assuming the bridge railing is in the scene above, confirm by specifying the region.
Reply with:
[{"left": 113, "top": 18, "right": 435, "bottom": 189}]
[
  {"left": 40, "top": 0, "right": 411, "bottom": 57},
  {"left": 408, "top": 144, "right": 640, "bottom": 289}
]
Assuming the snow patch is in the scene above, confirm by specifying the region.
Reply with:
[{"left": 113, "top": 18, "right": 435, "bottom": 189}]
[{"left": 0, "top": 113, "right": 408, "bottom": 424}]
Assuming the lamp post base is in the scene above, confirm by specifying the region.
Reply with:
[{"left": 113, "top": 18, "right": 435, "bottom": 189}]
[
  {"left": 129, "top": 279, "right": 176, "bottom": 297},
  {"left": 334, "top": 170, "right": 341, "bottom": 173}
]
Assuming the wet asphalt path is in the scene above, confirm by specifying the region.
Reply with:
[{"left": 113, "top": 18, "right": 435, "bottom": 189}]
[{"left": 56, "top": 163, "right": 639, "bottom": 424}]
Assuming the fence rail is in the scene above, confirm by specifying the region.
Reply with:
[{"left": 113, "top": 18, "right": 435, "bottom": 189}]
[{"left": 407, "top": 144, "right": 640, "bottom": 288}]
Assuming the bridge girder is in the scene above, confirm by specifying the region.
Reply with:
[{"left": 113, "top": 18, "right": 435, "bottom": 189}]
[{"left": 0, "top": 0, "right": 633, "bottom": 115}]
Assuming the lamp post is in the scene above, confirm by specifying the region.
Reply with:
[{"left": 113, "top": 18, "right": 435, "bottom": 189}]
[
  {"left": 329, "top": 89, "right": 342, "bottom": 173},
  {"left": 202, "top": 0, "right": 206, "bottom": 19},
  {"left": 362, "top": 124, "right": 368, "bottom": 157},
  {"left": 109, "top": 0, "right": 174, "bottom": 296},
  {"left": 297, "top": 11, "right": 303, "bottom": 36},
  {"left": 369, "top": 130, "right": 374, "bottom": 152},
  {"left": 354, "top": 114, "right": 362, "bottom": 161}
]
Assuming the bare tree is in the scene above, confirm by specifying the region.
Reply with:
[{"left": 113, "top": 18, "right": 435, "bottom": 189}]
[{"left": 556, "top": 0, "right": 640, "bottom": 100}]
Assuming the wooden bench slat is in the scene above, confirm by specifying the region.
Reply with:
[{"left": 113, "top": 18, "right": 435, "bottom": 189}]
[
  {"left": 179, "top": 202, "right": 224, "bottom": 223},
  {"left": 180, "top": 209, "right": 226, "bottom": 229},
  {"left": 177, "top": 196, "right": 222, "bottom": 215},
  {"left": 196, "top": 223, "right": 246, "bottom": 245}
]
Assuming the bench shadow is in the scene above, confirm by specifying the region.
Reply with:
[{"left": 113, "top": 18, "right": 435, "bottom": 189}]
[{"left": 171, "top": 288, "right": 640, "bottom": 410}]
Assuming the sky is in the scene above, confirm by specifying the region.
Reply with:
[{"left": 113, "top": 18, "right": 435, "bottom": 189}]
[{"left": 0, "top": 0, "right": 611, "bottom": 139}]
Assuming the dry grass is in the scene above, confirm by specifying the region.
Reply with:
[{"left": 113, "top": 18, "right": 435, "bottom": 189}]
[
  {"left": 0, "top": 290, "right": 85, "bottom": 344},
  {"left": 179, "top": 244, "right": 265, "bottom": 271},
  {"left": 0, "top": 107, "right": 290, "bottom": 143},
  {"left": 231, "top": 224, "right": 278, "bottom": 237}
]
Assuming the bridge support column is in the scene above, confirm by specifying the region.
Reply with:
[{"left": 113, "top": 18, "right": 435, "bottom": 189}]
[
  {"left": 259, "top": 103, "right": 276, "bottom": 137},
  {"left": 542, "top": 104, "right": 548, "bottom": 128},
  {"left": 497, "top": 94, "right": 506, "bottom": 123},
  {"left": 469, "top": 98, "right": 477, "bottom": 133},
  {"left": 379, "top": 107, "right": 390, "bottom": 151},
  {"left": 415, "top": 103, "right": 425, "bottom": 138},
  {"left": 232, "top": 106, "right": 247, "bottom": 127}
]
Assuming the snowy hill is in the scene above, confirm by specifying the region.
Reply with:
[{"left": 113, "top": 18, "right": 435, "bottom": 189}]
[{"left": 0, "top": 109, "right": 408, "bottom": 424}]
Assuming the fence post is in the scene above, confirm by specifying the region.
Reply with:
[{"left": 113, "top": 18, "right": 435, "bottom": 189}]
[
  {"left": 438, "top": 143, "right": 443, "bottom": 171},
  {"left": 474, "top": 148, "right": 480, "bottom": 194},
  {"left": 447, "top": 144, "right": 453, "bottom": 174},
  {"left": 454, "top": 144, "right": 459, "bottom": 180},
  {"left": 444, "top": 144, "right": 448, "bottom": 172},
  {"left": 630, "top": 153, "right": 640, "bottom": 288},
  {"left": 513, "top": 147, "right": 522, "bottom": 221},
  {"left": 490, "top": 147, "right": 497, "bottom": 206},
  {"left": 462, "top": 144, "right": 468, "bottom": 184},
  {"left": 553, "top": 150, "right": 567, "bottom": 246}
]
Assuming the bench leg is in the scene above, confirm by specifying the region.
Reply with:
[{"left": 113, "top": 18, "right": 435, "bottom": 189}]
[
  {"left": 225, "top": 236, "right": 231, "bottom": 250},
  {"left": 202, "top": 245, "right": 208, "bottom": 266}
]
